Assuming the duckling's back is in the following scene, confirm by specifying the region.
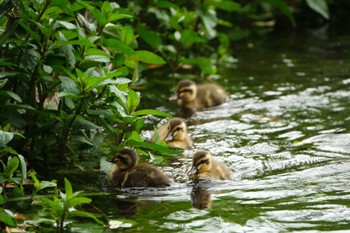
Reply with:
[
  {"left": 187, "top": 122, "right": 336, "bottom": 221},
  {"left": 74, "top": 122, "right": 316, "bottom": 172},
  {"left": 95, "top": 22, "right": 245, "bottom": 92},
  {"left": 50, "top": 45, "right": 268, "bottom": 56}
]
[
  {"left": 109, "top": 164, "right": 171, "bottom": 188},
  {"left": 209, "top": 159, "right": 232, "bottom": 180},
  {"left": 196, "top": 84, "right": 228, "bottom": 109}
]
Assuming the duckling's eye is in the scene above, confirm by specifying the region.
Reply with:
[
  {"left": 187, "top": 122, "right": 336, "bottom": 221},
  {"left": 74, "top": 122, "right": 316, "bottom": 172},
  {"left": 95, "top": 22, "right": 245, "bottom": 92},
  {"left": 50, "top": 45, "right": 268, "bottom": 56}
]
[
  {"left": 173, "top": 127, "right": 183, "bottom": 132},
  {"left": 179, "top": 89, "right": 193, "bottom": 94}
]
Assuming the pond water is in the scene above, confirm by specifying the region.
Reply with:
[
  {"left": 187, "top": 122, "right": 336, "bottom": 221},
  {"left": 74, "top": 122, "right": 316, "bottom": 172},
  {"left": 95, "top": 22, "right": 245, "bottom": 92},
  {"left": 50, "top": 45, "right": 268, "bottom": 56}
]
[
  {"left": 19, "top": 26, "right": 350, "bottom": 232},
  {"left": 82, "top": 27, "right": 350, "bottom": 232}
]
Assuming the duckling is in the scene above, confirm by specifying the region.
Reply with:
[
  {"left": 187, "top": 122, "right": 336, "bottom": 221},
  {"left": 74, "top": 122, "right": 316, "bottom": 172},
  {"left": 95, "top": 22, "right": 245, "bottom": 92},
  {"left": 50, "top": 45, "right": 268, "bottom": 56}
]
[
  {"left": 150, "top": 118, "right": 193, "bottom": 149},
  {"left": 169, "top": 79, "right": 228, "bottom": 110},
  {"left": 187, "top": 151, "right": 231, "bottom": 180},
  {"left": 107, "top": 149, "right": 171, "bottom": 188}
]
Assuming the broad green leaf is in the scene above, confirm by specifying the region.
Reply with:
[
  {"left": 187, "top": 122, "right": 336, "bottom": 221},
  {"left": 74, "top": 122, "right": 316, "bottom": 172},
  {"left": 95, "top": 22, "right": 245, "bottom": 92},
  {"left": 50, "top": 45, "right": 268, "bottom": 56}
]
[
  {"left": 134, "top": 109, "right": 172, "bottom": 118},
  {"left": 86, "top": 109, "right": 113, "bottom": 117},
  {"left": 85, "top": 48, "right": 113, "bottom": 58},
  {"left": 77, "top": 13, "right": 96, "bottom": 33},
  {"left": 59, "top": 76, "right": 80, "bottom": 94},
  {"left": 129, "top": 51, "right": 165, "bottom": 64},
  {"left": 67, "top": 197, "right": 91, "bottom": 208},
  {"left": 139, "top": 27, "right": 162, "bottom": 48},
  {"left": 55, "top": 40, "right": 96, "bottom": 47},
  {"left": 199, "top": 9, "right": 217, "bottom": 38},
  {"left": 84, "top": 76, "right": 111, "bottom": 92},
  {"left": 59, "top": 32, "right": 76, "bottom": 69},
  {"left": 5, "top": 156, "right": 19, "bottom": 177},
  {"left": 103, "top": 38, "right": 135, "bottom": 56},
  {"left": 0, "top": 130, "right": 14, "bottom": 146},
  {"left": 125, "top": 140, "right": 178, "bottom": 156},
  {"left": 19, "top": 21, "right": 41, "bottom": 43},
  {"left": 306, "top": 0, "right": 329, "bottom": 19},
  {"left": 51, "top": 0, "right": 69, "bottom": 9},
  {"left": 0, "top": 90, "right": 22, "bottom": 102},
  {"left": 127, "top": 89, "right": 140, "bottom": 114},
  {"left": 181, "top": 29, "right": 205, "bottom": 47},
  {"left": 120, "top": 26, "right": 134, "bottom": 45},
  {"left": 38, "top": 181, "right": 57, "bottom": 192},
  {"left": 69, "top": 210, "right": 104, "bottom": 225},
  {"left": 211, "top": 0, "right": 242, "bottom": 12},
  {"left": 0, "top": 213, "right": 16, "bottom": 227},
  {"left": 0, "top": 78, "right": 8, "bottom": 88},
  {"left": 64, "top": 178, "right": 73, "bottom": 198},
  {"left": 17, "top": 154, "right": 27, "bottom": 182},
  {"left": 74, "top": 117, "right": 99, "bottom": 130},
  {"left": 0, "top": 194, "right": 4, "bottom": 205},
  {"left": 3, "top": 147, "right": 19, "bottom": 155},
  {"left": 38, "top": 198, "right": 63, "bottom": 214}
]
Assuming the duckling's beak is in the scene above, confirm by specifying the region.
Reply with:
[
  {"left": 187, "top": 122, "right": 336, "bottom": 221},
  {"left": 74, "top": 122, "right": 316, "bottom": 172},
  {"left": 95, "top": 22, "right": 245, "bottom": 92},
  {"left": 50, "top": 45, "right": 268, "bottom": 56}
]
[
  {"left": 187, "top": 166, "right": 197, "bottom": 177},
  {"left": 165, "top": 132, "right": 173, "bottom": 142},
  {"left": 169, "top": 93, "right": 178, "bottom": 101}
]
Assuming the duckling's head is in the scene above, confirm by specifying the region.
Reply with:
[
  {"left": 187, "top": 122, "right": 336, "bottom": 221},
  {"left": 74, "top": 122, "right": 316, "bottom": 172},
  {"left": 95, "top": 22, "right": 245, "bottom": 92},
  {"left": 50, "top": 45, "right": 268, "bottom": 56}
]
[
  {"left": 187, "top": 151, "right": 213, "bottom": 178},
  {"left": 165, "top": 118, "right": 189, "bottom": 142},
  {"left": 107, "top": 149, "right": 138, "bottom": 171},
  {"left": 170, "top": 80, "right": 197, "bottom": 104}
]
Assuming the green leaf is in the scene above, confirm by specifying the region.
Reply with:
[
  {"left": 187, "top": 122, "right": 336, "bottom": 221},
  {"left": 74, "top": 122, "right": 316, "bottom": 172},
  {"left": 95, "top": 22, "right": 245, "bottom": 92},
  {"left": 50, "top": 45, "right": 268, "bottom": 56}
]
[
  {"left": 38, "top": 197, "right": 63, "bottom": 214},
  {"left": 125, "top": 140, "right": 178, "bottom": 156},
  {"left": 120, "top": 26, "right": 134, "bottom": 45},
  {"left": 0, "top": 90, "right": 22, "bottom": 102},
  {"left": 129, "top": 51, "right": 165, "bottom": 64},
  {"left": 127, "top": 89, "right": 140, "bottom": 114},
  {"left": 0, "top": 130, "right": 14, "bottom": 146},
  {"left": 17, "top": 154, "right": 27, "bottom": 182},
  {"left": 38, "top": 181, "right": 57, "bottom": 192},
  {"left": 306, "top": 0, "right": 329, "bottom": 19},
  {"left": 59, "top": 32, "right": 76, "bottom": 69},
  {"left": 199, "top": 9, "right": 217, "bottom": 38},
  {"left": 19, "top": 21, "right": 41, "bottom": 43},
  {"left": 51, "top": 0, "right": 69, "bottom": 9},
  {"left": 74, "top": 117, "right": 99, "bottom": 130},
  {"left": 5, "top": 156, "right": 19, "bottom": 176},
  {"left": 55, "top": 40, "right": 96, "bottom": 47},
  {"left": 211, "top": 0, "right": 242, "bottom": 12},
  {"left": 84, "top": 76, "right": 111, "bottom": 92},
  {"left": 133, "top": 109, "right": 172, "bottom": 118},
  {"left": 59, "top": 76, "right": 80, "bottom": 94},
  {"left": 0, "top": 213, "right": 16, "bottom": 227},
  {"left": 67, "top": 197, "right": 91, "bottom": 208},
  {"left": 181, "top": 29, "right": 205, "bottom": 47},
  {"left": 69, "top": 210, "right": 104, "bottom": 225},
  {"left": 139, "top": 27, "right": 162, "bottom": 48},
  {"left": 103, "top": 38, "right": 135, "bottom": 56},
  {"left": 64, "top": 178, "right": 73, "bottom": 199}
]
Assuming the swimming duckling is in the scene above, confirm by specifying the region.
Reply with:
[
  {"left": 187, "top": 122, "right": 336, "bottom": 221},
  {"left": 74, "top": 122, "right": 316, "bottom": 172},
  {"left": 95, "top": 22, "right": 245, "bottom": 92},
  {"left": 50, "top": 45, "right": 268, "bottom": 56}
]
[
  {"left": 107, "top": 149, "right": 171, "bottom": 188},
  {"left": 187, "top": 151, "right": 231, "bottom": 180},
  {"left": 169, "top": 79, "right": 228, "bottom": 110},
  {"left": 150, "top": 118, "right": 193, "bottom": 149}
]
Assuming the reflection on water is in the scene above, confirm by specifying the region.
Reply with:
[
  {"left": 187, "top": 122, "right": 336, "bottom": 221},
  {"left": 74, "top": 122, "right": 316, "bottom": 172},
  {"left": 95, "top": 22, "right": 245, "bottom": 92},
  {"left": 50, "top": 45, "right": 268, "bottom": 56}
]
[{"left": 98, "top": 30, "right": 350, "bottom": 232}]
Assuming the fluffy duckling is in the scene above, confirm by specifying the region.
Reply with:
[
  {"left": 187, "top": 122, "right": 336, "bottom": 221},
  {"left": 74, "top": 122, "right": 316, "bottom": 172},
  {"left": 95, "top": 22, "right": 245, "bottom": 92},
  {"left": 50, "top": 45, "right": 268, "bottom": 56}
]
[
  {"left": 150, "top": 118, "right": 193, "bottom": 149},
  {"left": 170, "top": 79, "right": 228, "bottom": 110},
  {"left": 107, "top": 149, "right": 171, "bottom": 188},
  {"left": 187, "top": 151, "right": 231, "bottom": 180}
]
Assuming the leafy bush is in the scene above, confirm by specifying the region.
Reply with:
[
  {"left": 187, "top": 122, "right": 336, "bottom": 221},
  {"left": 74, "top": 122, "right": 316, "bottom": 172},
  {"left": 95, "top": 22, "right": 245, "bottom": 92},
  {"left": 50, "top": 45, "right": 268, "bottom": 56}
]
[{"left": 0, "top": 0, "right": 173, "bottom": 165}]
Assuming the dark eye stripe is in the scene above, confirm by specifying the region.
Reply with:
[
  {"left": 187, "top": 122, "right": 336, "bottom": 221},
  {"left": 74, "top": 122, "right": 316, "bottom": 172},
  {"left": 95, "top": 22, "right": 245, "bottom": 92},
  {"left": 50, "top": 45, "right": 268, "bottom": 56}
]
[
  {"left": 173, "top": 127, "right": 183, "bottom": 132},
  {"left": 197, "top": 159, "right": 209, "bottom": 166},
  {"left": 179, "top": 89, "right": 193, "bottom": 94}
]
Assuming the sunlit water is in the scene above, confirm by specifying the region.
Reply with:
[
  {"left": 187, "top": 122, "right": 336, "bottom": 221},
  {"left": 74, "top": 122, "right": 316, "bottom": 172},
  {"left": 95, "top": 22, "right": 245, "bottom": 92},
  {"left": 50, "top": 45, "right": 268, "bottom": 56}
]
[{"left": 78, "top": 29, "right": 350, "bottom": 232}]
